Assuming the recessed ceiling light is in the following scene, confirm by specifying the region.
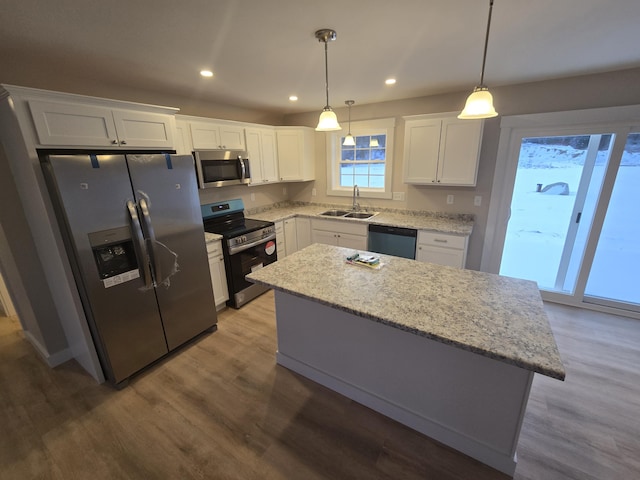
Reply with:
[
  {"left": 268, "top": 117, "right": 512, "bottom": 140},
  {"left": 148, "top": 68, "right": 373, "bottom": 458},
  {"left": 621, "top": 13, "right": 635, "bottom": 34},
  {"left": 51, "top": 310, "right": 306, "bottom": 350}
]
[
  {"left": 289, "top": 95, "right": 298, "bottom": 102},
  {"left": 385, "top": 78, "right": 396, "bottom": 85},
  {"left": 200, "top": 70, "right": 214, "bottom": 78}
]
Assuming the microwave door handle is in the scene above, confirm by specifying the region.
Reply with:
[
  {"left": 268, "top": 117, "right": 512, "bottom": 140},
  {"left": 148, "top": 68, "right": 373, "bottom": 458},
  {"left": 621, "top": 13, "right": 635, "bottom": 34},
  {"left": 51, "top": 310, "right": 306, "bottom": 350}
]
[
  {"left": 126, "top": 200, "right": 153, "bottom": 288},
  {"left": 138, "top": 198, "right": 160, "bottom": 285},
  {"left": 238, "top": 157, "right": 247, "bottom": 180}
]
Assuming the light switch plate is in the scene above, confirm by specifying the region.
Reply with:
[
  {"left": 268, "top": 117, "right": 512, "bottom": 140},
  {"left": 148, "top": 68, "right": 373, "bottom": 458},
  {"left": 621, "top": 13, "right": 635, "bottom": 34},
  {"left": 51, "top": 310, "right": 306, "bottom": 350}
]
[
  {"left": 250, "top": 193, "right": 255, "bottom": 202},
  {"left": 312, "top": 188, "right": 317, "bottom": 196},
  {"left": 474, "top": 195, "right": 482, "bottom": 206},
  {"left": 446, "top": 194, "right": 454, "bottom": 205},
  {"left": 392, "top": 191, "right": 405, "bottom": 201}
]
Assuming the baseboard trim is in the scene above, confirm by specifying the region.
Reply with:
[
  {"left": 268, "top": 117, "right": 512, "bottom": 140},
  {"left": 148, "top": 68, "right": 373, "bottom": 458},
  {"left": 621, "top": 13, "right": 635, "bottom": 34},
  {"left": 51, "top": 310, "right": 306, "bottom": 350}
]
[{"left": 23, "top": 330, "right": 73, "bottom": 367}]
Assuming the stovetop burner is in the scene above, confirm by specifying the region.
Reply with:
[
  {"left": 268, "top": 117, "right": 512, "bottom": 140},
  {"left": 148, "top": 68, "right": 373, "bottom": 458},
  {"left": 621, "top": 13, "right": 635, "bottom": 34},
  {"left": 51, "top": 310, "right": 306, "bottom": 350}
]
[{"left": 201, "top": 198, "right": 274, "bottom": 241}]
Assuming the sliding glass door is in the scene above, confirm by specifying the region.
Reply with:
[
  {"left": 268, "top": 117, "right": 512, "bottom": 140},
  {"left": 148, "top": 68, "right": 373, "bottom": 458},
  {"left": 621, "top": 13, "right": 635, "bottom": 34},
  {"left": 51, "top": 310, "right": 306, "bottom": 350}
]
[
  {"left": 584, "top": 133, "right": 640, "bottom": 310},
  {"left": 499, "top": 134, "right": 614, "bottom": 293},
  {"left": 498, "top": 127, "right": 639, "bottom": 315}
]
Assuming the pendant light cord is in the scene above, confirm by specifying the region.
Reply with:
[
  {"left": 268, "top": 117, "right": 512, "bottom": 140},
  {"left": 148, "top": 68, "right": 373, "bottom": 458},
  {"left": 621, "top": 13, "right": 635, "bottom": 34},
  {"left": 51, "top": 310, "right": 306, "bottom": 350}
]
[
  {"left": 479, "top": 0, "right": 494, "bottom": 87},
  {"left": 323, "top": 40, "right": 330, "bottom": 109}
]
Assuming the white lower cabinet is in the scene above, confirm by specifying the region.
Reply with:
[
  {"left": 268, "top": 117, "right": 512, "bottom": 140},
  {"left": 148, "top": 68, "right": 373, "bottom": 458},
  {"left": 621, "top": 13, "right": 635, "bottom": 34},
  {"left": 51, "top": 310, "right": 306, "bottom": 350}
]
[
  {"left": 274, "top": 220, "right": 286, "bottom": 259},
  {"left": 296, "top": 217, "right": 312, "bottom": 251},
  {"left": 415, "top": 231, "right": 468, "bottom": 268},
  {"left": 311, "top": 219, "right": 368, "bottom": 250},
  {"left": 284, "top": 218, "right": 298, "bottom": 256},
  {"left": 206, "top": 239, "right": 229, "bottom": 310}
]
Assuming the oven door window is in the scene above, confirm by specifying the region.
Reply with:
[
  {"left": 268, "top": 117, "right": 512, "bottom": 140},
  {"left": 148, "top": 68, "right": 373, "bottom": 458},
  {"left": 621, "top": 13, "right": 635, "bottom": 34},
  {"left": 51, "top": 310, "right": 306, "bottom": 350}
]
[{"left": 227, "top": 240, "right": 277, "bottom": 294}]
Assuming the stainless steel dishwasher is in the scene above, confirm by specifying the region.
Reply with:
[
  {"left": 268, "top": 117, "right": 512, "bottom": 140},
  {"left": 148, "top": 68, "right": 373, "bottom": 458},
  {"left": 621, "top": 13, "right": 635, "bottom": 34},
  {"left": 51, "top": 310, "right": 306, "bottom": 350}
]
[{"left": 367, "top": 224, "right": 417, "bottom": 259}]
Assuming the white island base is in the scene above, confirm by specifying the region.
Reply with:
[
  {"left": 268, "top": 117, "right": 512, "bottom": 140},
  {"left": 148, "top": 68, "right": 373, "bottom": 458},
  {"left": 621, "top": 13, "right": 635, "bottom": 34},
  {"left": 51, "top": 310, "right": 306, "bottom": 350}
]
[{"left": 274, "top": 291, "right": 533, "bottom": 476}]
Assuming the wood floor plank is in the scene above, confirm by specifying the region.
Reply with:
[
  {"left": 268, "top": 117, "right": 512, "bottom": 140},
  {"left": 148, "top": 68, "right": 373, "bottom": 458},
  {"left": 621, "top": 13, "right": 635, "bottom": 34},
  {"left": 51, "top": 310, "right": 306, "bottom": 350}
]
[{"left": 1, "top": 292, "right": 639, "bottom": 479}]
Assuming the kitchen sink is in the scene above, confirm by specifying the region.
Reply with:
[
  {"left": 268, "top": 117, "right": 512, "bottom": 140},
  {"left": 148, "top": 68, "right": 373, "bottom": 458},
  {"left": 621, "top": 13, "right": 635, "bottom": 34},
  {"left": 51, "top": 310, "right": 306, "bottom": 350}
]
[
  {"left": 320, "top": 209, "right": 350, "bottom": 216},
  {"left": 344, "top": 212, "right": 377, "bottom": 219}
]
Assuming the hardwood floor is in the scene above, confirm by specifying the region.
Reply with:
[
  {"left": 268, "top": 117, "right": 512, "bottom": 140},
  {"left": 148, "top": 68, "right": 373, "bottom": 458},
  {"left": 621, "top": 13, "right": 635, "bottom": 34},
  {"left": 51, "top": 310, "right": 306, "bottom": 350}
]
[{"left": 1, "top": 292, "right": 638, "bottom": 479}]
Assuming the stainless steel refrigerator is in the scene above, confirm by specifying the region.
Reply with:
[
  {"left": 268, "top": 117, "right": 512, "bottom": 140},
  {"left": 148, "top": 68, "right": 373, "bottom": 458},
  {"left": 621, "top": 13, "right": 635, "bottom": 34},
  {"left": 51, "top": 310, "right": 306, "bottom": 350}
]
[{"left": 41, "top": 152, "right": 217, "bottom": 386}]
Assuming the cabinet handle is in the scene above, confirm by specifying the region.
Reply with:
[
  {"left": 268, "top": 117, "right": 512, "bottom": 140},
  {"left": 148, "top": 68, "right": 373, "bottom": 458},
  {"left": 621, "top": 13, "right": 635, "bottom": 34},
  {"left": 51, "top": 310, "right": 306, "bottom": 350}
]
[
  {"left": 120, "top": 140, "right": 127, "bottom": 145},
  {"left": 434, "top": 238, "right": 448, "bottom": 243},
  {"left": 437, "top": 179, "right": 441, "bottom": 183},
  {"left": 111, "top": 139, "right": 118, "bottom": 145}
]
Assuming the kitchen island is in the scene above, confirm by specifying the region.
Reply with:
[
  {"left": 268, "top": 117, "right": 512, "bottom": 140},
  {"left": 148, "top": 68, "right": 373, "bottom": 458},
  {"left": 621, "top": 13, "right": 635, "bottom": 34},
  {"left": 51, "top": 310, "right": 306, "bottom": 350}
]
[{"left": 247, "top": 243, "right": 565, "bottom": 476}]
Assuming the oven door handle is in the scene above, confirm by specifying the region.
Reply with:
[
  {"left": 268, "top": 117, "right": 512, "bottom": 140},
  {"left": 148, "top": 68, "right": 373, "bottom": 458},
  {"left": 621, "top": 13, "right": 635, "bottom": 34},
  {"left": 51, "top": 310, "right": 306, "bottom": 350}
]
[{"left": 228, "top": 233, "right": 276, "bottom": 255}]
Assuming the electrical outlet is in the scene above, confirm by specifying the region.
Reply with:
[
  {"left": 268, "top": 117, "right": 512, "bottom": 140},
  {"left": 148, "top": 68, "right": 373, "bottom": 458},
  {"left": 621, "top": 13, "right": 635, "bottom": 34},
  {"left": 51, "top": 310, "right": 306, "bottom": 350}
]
[
  {"left": 446, "top": 194, "right": 454, "bottom": 205},
  {"left": 250, "top": 193, "right": 255, "bottom": 202},
  {"left": 392, "top": 191, "right": 405, "bottom": 201},
  {"left": 312, "top": 188, "right": 317, "bottom": 196},
  {"left": 282, "top": 186, "right": 287, "bottom": 195},
  {"left": 474, "top": 195, "right": 482, "bottom": 207}
]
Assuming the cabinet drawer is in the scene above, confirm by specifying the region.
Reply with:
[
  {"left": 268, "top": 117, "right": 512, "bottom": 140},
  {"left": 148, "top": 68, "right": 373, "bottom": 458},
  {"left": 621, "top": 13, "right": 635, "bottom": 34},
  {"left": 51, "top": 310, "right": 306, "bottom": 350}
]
[
  {"left": 312, "top": 218, "right": 367, "bottom": 236},
  {"left": 417, "top": 231, "right": 467, "bottom": 250}
]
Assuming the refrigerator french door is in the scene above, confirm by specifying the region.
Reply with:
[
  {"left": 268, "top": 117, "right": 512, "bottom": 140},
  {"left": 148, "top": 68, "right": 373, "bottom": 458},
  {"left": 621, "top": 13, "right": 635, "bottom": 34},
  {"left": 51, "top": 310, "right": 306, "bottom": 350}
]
[{"left": 42, "top": 153, "right": 217, "bottom": 386}]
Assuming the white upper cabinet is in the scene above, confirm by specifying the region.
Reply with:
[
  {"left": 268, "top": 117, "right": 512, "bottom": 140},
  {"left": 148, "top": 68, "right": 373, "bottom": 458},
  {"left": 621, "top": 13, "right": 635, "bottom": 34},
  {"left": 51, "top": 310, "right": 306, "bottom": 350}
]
[
  {"left": 174, "top": 119, "right": 192, "bottom": 155},
  {"left": 245, "top": 127, "right": 279, "bottom": 185},
  {"left": 276, "top": 127, "right": 315, "bottom": 182},
  {"left": 29, "top": 100, "right": 175, "bottom": 149},
  {"left": 189, "top": 120, "right": 245, "bottom": 150},
  {"left": 403, "top": 114, "right": 484, "bottom": 186}
]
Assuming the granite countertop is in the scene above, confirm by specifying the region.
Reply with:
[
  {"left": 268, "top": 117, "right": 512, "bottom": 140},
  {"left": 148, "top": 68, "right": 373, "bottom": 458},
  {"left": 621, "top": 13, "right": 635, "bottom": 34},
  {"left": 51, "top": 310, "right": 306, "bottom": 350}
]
[
  {"left": 245, "top": 203, "right": 474, "bottom": 236},
  {"left": 247, "top": 243, "right": 565, "bottom": 381},
  {"left": 204, "top": 232, "right": 223, "bottom": 242}
]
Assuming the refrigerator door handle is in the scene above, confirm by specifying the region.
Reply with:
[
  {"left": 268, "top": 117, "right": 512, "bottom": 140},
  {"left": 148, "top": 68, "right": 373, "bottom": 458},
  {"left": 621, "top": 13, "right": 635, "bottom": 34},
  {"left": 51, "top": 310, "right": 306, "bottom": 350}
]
[
  {"left": 138, "top": 198, "right": 160, "bottom": 284},
  {"left": 126, "top": 200, "right": 153, "bottom": 288}
]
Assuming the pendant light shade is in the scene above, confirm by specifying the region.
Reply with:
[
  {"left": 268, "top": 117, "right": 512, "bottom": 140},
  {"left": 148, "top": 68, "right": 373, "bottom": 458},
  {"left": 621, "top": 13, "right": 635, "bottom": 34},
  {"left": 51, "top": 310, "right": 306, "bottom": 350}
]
[
  {"left": 459, "top": 0, "right": 498, "bottom": 119},
  {"left": 315, "top": 29, "right": 342, "bottom": 131},
  {"left": 343, "top": 100, "right": 355, "bottom": 145},
  {"left": 459, "top": 86, "right": 497, "bottom": 119}
]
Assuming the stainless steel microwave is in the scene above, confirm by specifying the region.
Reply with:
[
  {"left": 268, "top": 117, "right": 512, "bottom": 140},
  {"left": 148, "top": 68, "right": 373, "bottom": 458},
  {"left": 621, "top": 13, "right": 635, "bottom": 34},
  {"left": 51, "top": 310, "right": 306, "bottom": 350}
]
[{"left": 193, "top": 149, "right": 251, "bottom": 188}]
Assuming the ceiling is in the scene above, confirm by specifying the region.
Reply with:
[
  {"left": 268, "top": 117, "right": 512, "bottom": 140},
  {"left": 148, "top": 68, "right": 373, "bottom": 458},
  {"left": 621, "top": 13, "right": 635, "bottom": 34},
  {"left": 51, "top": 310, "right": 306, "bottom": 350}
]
[{"left": 2, "top": 0, "right": 640, "bottom": 116}]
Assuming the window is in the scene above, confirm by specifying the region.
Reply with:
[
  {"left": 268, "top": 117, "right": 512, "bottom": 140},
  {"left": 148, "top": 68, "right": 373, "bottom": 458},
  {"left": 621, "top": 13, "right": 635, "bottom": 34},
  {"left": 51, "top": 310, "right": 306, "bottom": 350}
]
[{"left": 326, "top": 118, "right": 395, "bottom": 199}]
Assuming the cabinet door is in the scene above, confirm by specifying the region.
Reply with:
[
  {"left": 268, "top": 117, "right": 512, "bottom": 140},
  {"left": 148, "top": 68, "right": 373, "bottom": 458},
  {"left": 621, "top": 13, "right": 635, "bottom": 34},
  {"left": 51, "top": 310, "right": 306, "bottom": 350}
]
[
  {"left": 296, "top": 217, "right": 312, "bottom": 250},
  {"left": 312, "top": 229, "right": 338, "bottom": 246},
  {"left": 284, "top": 218, "right": 298, "bottom": 256},
  {"left": 403, "top": 119, "right": 441, "bottom": 184},
  {"left": 174, "top": 120, "right": 192, "bottom": 155},
  {"left": 245, "top": 129, "right": 265, "bottom": 184},
  {"left": 416, "top": 245, "right": 465, "bottom": 268},
  {"left": 219, "top": 125, "right": 246, "bottom": 150},
  {"left": 277, "top": 129, "right": 303, "bottom": 181},
  {"left": 208, "top": 251, "right": 229, "bottom": 307},
  {"left": 112, "top": 109, "right": 174, "bottom": 149},
  {"left": 437, "top": 118, "right": 483, "bottom": 186},
  {"left": 261, "top": 129, "right": 279, "bottom": 182},
  {"left": 337, "top": 233, "right": 367, "bottom": 250},
  {"left": 190, "top": 122, "right": 221, "bottom": 149},
  {"left": 29, "top": 100, "right": 119, "bottom": 147},
  {"left": 274, "top": 220, "right": 286, "bottom": 258}
]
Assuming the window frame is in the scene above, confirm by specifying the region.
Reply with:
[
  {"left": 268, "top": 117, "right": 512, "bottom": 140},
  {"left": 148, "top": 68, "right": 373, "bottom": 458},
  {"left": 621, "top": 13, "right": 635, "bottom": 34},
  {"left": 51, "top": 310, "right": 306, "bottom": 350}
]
[{"left": 326, "top": 118, "right": 395, "bottom": 199}]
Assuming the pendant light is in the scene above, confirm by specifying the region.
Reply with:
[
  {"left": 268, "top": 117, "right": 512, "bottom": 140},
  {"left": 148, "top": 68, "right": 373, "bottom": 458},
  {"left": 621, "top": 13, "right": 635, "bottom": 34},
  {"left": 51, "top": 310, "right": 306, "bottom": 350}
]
[
  {"left": 315, "top": 29, "right": 342, "bottom": 131},
  {"left": 343, "top": 100, "right": 355, "bottom": 145},
  {"left": 458, "top": 0, "right": 498, "bottom": 119}
]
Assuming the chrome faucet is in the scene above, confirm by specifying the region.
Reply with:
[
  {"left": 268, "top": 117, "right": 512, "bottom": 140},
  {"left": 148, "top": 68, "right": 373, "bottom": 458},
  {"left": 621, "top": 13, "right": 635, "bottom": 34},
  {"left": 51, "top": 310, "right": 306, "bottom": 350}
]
[{"left": 352, "top": 184, "right": 360, "bottom": 211}]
